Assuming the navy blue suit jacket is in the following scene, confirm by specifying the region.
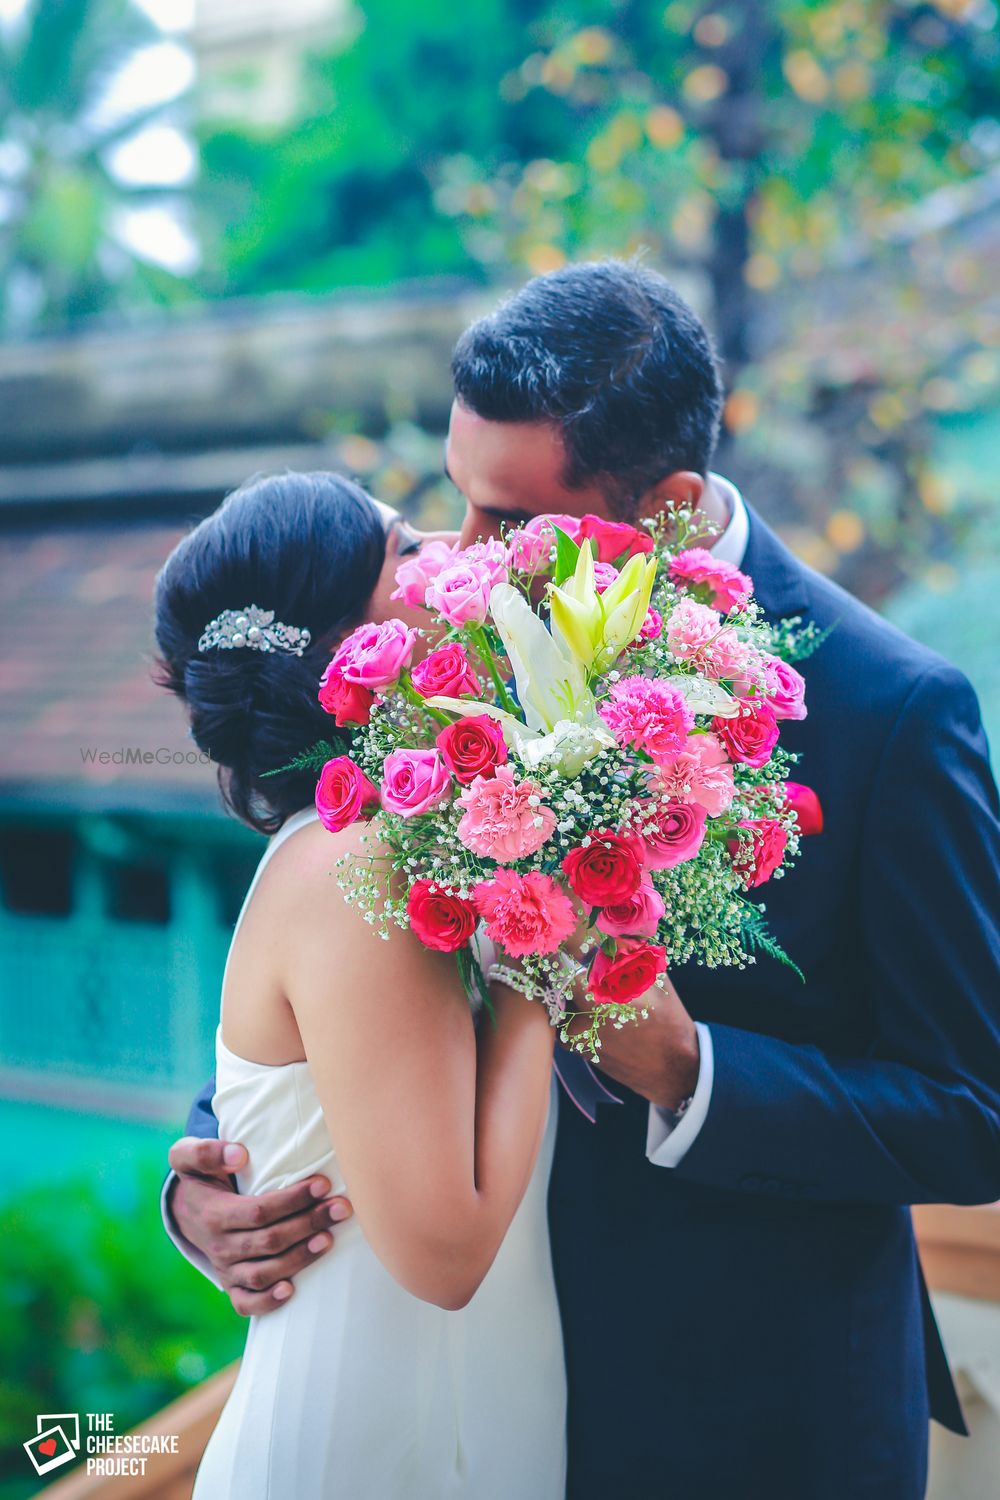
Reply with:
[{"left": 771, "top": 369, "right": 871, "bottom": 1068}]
[{"left": 182, "top": 506, "right": 1000, "bottom": 1500}]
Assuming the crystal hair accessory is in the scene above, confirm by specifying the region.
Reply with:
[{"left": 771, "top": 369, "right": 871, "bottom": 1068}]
[{"left": 197, "top": 606, "right": 311, "bottom": 657}]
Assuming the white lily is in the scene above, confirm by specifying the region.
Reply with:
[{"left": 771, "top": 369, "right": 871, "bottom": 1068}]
[{"left": 664, "top": 673, "right": 741, "bottom": 718}]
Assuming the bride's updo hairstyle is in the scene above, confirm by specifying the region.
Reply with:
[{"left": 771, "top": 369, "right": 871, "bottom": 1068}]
[{"left": 155, "top": 471, "right": 386, "bottom": 834}]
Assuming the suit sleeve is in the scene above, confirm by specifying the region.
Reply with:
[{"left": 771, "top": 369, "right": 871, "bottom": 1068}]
[
  {"left": 675, "top": 664, "right": 1000, "bottom": 1206},
  {"left": 161, "top": 1075, "right": 223, "bottom": 1286}
]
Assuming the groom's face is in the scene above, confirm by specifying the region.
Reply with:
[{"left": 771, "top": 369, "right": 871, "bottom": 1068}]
[{"left": 446, "top": 401, "right": 612, "bottom": 547}]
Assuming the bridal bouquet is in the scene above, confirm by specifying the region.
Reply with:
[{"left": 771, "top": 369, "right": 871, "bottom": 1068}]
[{"left": 306, "top": 509, "right": 822, "bottom": 1056}]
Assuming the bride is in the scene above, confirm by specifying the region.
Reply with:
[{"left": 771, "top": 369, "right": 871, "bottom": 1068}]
[{"left": 154, "top": 471, "right": 567, "bottom": 1499}]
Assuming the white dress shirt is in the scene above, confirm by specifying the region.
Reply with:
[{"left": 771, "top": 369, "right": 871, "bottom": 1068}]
[{"left": 645, "top": 472, "right": 750, "bottom": 1168}]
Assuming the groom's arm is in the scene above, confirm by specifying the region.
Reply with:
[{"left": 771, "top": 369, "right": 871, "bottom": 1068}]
[
  {"left": 604, "top": 662, "right": 1000, "bottom": 1205},
  {"left": 163, "top": 1079, "right": 351, "bottom": 1314}
]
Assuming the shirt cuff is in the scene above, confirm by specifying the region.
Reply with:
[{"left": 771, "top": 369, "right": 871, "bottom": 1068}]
[
  {"left": 645, "top": 1023, "right": 714, "bottom": 1168},
  {"left": 160, "top": 1170, "right": 224, "bottom": 1290}
]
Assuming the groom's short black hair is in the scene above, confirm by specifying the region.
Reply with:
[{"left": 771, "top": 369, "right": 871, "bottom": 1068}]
[{"left": 451, "top": 259, "right": 724, "bottom": 517}]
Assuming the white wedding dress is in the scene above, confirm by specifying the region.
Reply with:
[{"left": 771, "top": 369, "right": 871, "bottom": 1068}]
[{"left": 193, "top": 807, "right": 567, "bottom": 1500}]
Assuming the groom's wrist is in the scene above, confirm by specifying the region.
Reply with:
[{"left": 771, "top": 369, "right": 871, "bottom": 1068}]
[{"left": 649, "top": 1021, "right": 701, "bottom": 1113}]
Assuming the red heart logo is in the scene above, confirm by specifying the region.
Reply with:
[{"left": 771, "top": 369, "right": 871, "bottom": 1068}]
[{"left": 38, "top": 1439, "right": 57, "bottom": 1457}]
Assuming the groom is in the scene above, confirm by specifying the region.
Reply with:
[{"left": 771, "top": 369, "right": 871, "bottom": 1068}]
[{"left": 163, "top": 260, "right": 1000, "bottom": 1499}]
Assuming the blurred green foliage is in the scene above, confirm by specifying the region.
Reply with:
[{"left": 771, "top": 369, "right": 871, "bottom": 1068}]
[
  {"left": 0, "top": 0, "right": 191, "bottom": 331},
  {"left": 0, "top": 1170, "right": 242, "bottom": 1499}
]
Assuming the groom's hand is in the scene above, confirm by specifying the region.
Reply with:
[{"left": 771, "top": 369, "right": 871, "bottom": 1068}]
[
  {"left": 167, "top": 1137, "right": 353, "bottom": 1316},
  {"left": 560, "top": 971, "right": 701, "bottom": 1112}
]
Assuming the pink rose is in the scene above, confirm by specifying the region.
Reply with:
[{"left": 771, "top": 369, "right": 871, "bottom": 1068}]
[
  {"left": 457, "top": 765, "right": 556, "bottom": 861},
  {"left": 589, "top": 938, "right": 667, "bottom": 1004},
  {"left": 406, "top": 880, "right": 478, "bottom": 952},
  {"left": 653, "top": 732, "right": 735, "bottom": 817},
  {"left": 598, "top": 677, "right": 695, "bottom": 763},
  {"left": 410, "top": 642, "right": 481, "bottom": 699},
  {"left": 592, "top": 561, "right": 620, "bottom": 593},
  {"left": 506, "top": 515, "right": 564, "bottom": 572},
  {"left": 713, "top": 701, "right": 780, "bottom": 769},
  {"left": 578, "top": 514, "right": 655, "bottom": 563},
  {"left": 474, "top": 868, "right": 578, "bottom": 957},
  {"left": 784, "top": 781, "right": 823, "bottom": 836},
  {"left": 763, "top": 654, "right": 807, "bottom": 721},
  {"left": 596, "top": 875, "right": 665, "bottom": 939},
  {"left": 426, "top": 560, "right": 495, "bottom": 627},
  {"left": 459, "top": 538, "right": 508, "bottom": 587},
  {"left": 390, "top": 539, "right": 457, "bottom": 608},
  {"left": 669, "top": 547, "right": 752, "bottom": 613},
  {"left": 665, "top": 596, "right": 723, "bottom": 662},
  {"left": 730, "top": 818, "right": 788, "bottom": 888},
  {"left": 331, "top": 618, "right": 416, "bottom": 690},
  {"left": 381, "top": 748, "right": 451, "bottom": 818},
  {"left": 704, "top": 631, "right": 760, "bottom": 685},
  {"left": 639, "top": 607, "right": 663, "bottom": 642},
  {"left": 562, "top": 829, "right": 647, "bottom": 906},
  {"left": 315, "top": 756, "right": 379, "bottom": 833},
  {"left": 640, "top": 798, "right": 708, "bottom": 869},
  {"left": 318, "top": 661, "right": 375, "bottom": 726}
]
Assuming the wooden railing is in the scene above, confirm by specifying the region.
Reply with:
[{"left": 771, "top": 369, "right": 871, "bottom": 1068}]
[
  {"left": 40, "top": 1364, "right": 238, "bottom": 1500},
  {"left": 38, "top": 1205, "right": 1000, "bottom": 1499}
]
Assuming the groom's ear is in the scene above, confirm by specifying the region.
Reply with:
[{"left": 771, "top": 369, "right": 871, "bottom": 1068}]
[{"left": 637, "top": 470, "right": 705, "bottom": 524}]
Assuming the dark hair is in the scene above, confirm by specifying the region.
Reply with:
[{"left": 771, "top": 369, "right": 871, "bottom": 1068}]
[
  {"left": 154, "top": 472, "right": 386, "bottom": 834},
  {"left": 451, "top": 258, "right": 724, "bottom": 518}
]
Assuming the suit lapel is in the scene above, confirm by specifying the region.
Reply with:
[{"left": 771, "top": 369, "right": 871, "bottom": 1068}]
[{"left": 741, "top": 503, "right": 812, "bottom": 621}]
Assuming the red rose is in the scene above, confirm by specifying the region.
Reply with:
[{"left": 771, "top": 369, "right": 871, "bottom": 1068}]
[
  {"left": 784, "top": 781, "right": 823, "bottom": 836},
  {"left": 315, "top": 755, "right": 379, "bottom": 833},
  {"left": 729, "top": 818, "right": 788, "bottom": 888},
  {"left": 589, "top": 938, "right": 667, "bottom": 1004},
  {"left": 713, "top": 701, "right": 780, "bottom": 768},
  {"left": 435, "top": 715, "right": 508, "bottom": 785},
  {"left": 318, "top": 662, "right": 374, "bottom": 726},
  {"left": 578, "top": 514, "right": 656, "bottom": 564},
  {"left": 410, "top": 642, "right": 482, "bottom": 700},
  {"left": 406, "top": 880, "right": 478, "bottom": 952},
  {"left": 562, "top": 830, "right": 646, "bottom": 906}
]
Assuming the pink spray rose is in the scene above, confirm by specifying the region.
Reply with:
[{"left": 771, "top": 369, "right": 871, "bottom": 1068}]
[
  {"left": 784, "top": 781, "right": 823, "bottom": 836},
  {"left": 639, "top": 607, "right": 663, "bottom": 642},
  {"left": 596, "top": 874, "right": 666, "bottom": 939},
  {"left": 380, "top": 748, "right": 452, "bottom": 818},
  {"left": 459, "top": 538, "right": 508, "bottom": 587},
  {"left": 331, "top": 618, "right": 416, "bottom": 690},
  {"left": 474, "top": 868, "right": 578, "bottom": 958},
  {"left": 653, "top": 732, "right": 735, "bottom": 817},
  {"left": 390, "top": 538, "right": 458, "bottom": 608},
  {"left": 730, "top": 818, "right": 789, "bottom": 888},
  {"left": 426, "top": 560, "right": 495, "bottom": 627},
  {"left": 669, "top": 548, "right": 753, "bottom": 613},
  {"left": 457, "top": 765, "right": 556, "bottom": 861},
  {"left": 641, "top": 798, "right": 708, "bottom": 869},
  {"left": 592, "top": 561, "right": 621, "bottom": 593},
  {"left": 713, "top": 700, "right": 780, "bottom": 768},
  {"left": 506, "top": 514, "right": 568, "bottom": 571},
  {"left": 410, "top": 642, "right": 481, "bottom": 699},
  {"left": 763, "top": 654, "right": 808, "bottom": 721},
  {"left": 598, "top": 677, "right": 695, "bottom": 763},
  {"left": 315, "top": 756, "right": 379, "bottom": 833}
]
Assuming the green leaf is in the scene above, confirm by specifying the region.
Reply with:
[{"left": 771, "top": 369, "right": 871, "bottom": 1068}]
[
  {"left": 260, "top": 737, "right": 345, "bottom": 778},
  {"left": 740, "top": 901, "right": 805, "bottom": 983},
  {"left": 551, "top": 525, "right": 582, "bottom": 587}
]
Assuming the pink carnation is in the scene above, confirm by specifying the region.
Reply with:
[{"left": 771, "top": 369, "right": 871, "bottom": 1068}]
[
  {"left": 474, "top": 869, "right": 578, "bottom": 957},
  {"left": 457, "top": 765, "right": 556, "bottom": 861},
  {"left": 670, "top": 548, "right": 753, "bottom": 613},
  {"left": 426, "top": 560, "right": 495, "bottom": 627},
  {"left": 598, "top": 677, "right": 695, "bottom": 763},
  {"left": 331, "top": 618, "right": 416, "bottom": 690},
  {"left": 390, "top": 539, "right": 458, "bottom": 608},
  {"left": 596, "top": 875, "right": 666, "bottom": 939},
  {"left": 653, "top": 732, "right": 735, "bottom": 817},
  {"left": 763, "top": 654, "right": 807, "bottom": 721},
  {"left": 665, "top": 596, "right": 723, "bottom": 663}
]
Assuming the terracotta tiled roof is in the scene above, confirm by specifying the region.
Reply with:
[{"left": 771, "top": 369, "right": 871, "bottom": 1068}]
[{"left": 0, "top": 523, "right": 220, "bottom": 803}]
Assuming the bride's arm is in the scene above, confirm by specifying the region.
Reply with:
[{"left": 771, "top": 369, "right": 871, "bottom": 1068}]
[{"left": 278, "top": 826, "right": 555, "bottom": 1311}]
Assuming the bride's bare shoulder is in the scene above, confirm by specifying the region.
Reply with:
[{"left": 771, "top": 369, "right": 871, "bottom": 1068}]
[{"left": 252, "top": 817, "right": 378, "bottom": 931}]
